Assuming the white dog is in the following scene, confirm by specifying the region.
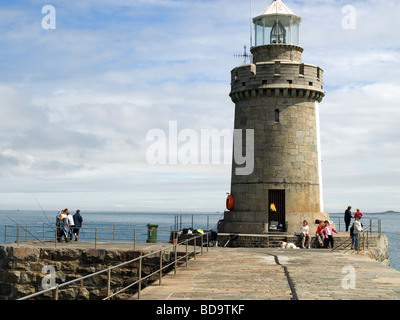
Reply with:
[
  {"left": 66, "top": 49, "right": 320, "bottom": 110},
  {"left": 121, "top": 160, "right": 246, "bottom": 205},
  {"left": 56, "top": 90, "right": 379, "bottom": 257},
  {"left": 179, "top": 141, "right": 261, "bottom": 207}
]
[{"left": 279, "top": 241, "right": 300, "bottom": 249}]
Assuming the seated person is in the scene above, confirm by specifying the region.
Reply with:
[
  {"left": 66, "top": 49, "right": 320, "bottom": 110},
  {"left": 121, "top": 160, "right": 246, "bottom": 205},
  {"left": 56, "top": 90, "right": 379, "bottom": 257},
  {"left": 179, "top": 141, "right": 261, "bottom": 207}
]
[{"left": 300, "top": 220, "right": 311, "bottom": 249}]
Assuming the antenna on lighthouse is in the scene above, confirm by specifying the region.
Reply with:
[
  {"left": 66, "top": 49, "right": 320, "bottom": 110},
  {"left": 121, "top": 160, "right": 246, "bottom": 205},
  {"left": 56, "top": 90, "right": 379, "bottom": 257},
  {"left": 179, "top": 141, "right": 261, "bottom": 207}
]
[
  {"left": 249, "top": 0, "right": 253, "bottom": 48},
  {"left": 234, "top": 45, "right": 251, "bottom": 65}
]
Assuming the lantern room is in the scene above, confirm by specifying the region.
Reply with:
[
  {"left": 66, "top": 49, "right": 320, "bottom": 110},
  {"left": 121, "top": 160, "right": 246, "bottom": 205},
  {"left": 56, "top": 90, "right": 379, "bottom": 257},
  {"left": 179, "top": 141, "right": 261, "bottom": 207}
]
[{"left": 253, "top": 0, "right": 301, "bottom": 47}]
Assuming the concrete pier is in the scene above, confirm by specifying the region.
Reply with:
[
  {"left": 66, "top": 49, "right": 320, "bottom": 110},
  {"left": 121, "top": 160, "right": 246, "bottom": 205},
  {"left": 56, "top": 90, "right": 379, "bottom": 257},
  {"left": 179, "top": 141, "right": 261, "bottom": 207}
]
[{"left": 131, "top": 246, "right": 400, "bottom": 300}]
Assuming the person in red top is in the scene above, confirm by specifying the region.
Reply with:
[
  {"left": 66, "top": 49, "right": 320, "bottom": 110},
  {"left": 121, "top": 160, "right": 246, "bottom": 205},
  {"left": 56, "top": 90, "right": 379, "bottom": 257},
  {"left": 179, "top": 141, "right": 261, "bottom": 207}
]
[
  {"left": 354, "top": 208, "right": 363, "bottom": 220},
  {"left": 315, "top": 220, "right": 326, "bottom": 247}
]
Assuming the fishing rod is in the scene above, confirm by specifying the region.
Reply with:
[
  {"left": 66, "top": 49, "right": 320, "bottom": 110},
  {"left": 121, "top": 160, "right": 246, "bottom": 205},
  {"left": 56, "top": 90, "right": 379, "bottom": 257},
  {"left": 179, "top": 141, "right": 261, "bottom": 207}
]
[
  {"left": 32, "top": 194, "right": 55, "bottom": 232},
  {"left": 6, "top": 216, "right": 46, "bottom": 245}
]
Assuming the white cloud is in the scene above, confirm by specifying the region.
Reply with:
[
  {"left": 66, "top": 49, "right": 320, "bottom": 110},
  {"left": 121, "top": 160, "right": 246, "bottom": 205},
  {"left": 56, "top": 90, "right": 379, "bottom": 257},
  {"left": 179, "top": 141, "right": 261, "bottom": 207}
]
[{"left": 0, "top": 0, "right": 400, "bottom": 213}]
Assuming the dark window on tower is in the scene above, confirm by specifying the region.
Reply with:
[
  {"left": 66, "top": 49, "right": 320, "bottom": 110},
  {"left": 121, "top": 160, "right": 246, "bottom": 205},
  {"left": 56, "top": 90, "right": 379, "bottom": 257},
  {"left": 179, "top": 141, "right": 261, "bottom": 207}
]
[{"left": 275, "top": 109, "right": 280, "bottom": 122}]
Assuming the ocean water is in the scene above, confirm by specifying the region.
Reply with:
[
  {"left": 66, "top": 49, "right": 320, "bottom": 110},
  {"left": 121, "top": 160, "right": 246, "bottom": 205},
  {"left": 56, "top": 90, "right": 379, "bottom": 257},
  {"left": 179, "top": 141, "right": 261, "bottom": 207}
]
[
  {"left": 0, "top": 210, "right": 399, "bottom": 271},
  {"left": 0, "top": 210, "right": 222, "bottom": 245}
]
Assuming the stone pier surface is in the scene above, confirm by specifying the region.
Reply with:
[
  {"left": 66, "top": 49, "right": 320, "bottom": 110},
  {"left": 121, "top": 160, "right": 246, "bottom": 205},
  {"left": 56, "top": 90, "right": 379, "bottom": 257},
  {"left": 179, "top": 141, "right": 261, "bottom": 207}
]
[{"left": 132, "top": 247, "right": 400, "bottom": 300}]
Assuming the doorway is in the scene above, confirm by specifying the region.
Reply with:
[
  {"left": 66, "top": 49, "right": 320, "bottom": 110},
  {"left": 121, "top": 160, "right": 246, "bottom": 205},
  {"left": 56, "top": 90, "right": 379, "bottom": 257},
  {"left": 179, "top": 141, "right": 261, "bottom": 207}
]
[{"left": 268, "top": 189, "right": 286, "bottom": 231}]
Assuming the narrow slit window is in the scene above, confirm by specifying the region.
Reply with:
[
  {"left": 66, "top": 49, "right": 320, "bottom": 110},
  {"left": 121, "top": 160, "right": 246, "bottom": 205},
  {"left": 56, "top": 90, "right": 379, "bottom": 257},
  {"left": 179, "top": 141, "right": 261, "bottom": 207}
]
[{"left": 275, "top": 109, "right": 280, "bottom": 122}]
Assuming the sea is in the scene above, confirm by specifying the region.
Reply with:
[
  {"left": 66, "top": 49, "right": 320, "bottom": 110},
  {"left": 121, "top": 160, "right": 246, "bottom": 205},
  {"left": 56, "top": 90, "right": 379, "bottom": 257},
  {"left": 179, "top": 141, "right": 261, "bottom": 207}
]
[{"left": 0, "top": 210, "right": 399, "bottom": 272}]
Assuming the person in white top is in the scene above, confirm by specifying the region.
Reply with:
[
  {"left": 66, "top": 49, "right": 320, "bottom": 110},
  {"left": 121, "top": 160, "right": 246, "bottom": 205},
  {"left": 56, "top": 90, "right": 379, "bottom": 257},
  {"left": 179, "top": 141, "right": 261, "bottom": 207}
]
[
  {"left": 66, "top": 211, "right": 75, "bottom": 241},
  {"left": 300, "top": 220, "right": 311, "bottom": 249},
  {"left": 352, "top": 216, "right": 363, "bottom": 250}
]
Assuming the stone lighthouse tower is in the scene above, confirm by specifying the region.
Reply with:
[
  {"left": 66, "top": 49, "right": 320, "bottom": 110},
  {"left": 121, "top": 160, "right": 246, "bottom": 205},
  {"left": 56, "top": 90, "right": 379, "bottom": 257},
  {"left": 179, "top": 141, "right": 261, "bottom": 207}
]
[{"left": 219, "top": 0, "right": 328, "bottom": 235}]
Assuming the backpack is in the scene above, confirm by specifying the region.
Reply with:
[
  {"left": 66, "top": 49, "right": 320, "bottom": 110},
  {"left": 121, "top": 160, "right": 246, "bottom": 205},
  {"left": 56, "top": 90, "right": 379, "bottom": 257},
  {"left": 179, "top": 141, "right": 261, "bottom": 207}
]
[{"left": 350, "top": 223, "right": 354, "bottom": 236}]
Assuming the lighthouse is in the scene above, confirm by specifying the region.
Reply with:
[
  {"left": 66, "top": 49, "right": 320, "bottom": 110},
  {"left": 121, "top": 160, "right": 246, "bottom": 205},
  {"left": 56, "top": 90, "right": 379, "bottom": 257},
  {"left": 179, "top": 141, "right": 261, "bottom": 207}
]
[{"left": 218, "top": 0, "right": 328, "bottom": 235}]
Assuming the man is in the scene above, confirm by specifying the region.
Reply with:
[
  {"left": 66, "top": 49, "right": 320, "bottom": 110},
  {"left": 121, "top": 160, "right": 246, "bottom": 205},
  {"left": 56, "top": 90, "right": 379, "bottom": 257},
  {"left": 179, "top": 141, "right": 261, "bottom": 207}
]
[
  {"left": 73, "top": 210, "right": 83, "bottom": 241},
  {"left": 344, "top": 206, "right": 352, "bottom": 232},
  {"left": 353, "top": 215, "right": 363, "bottom": 251}
]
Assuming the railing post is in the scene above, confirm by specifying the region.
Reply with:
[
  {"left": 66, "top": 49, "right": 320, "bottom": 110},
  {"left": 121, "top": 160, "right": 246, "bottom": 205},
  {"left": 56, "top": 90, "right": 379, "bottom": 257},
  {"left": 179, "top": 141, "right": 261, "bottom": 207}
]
[
  {"left": 174, "top": 244, "right": 177, "bottom": 275},
  {"left": 54, "top": 284, "right": 59, "bottom": 300},
  {"left": 362, "top": 232, "right": 365, "bottom": 250},
  {"left": 378, "top": 219, "right": 381, "bottom": 234},
  {"left": 201, "top": 234, "right": 203, "bottom": 256},
  {"left": 113, "top": 224, "right": 115, "bottom": 242},
  {"left": 138, "top": 255, "right": 142, "bottom": 300},
  {"left": 159, "top": 250, "right": 163, "bottom": 285},
  {"left": 194, "top": 236, "right": 197, "bottom": 260},
  {"left": 134, "top": 229, "right": 136, "bottom": 250},
  {"left": 25, "top": 224, "right": 28, "bottom": 242},
  {"left": 107, "top": 268, "right": 111, "bottom": 299},
  {"left": 43, "top": 223, "right": 45, "bottom": 241},
  {"left": 369, "top": 218, "right": 372, "bottom": 234},
  {"left": 95, "top": 228, "right": 98, "bottom": 249},
  {"left": 4, "top": 225, "right": 7, "bottom": 245},
  {"left": 207, "top": 232, "right": 209, "bottom": 253},
  {"left": 17, "top": 225, "right": 20, "bottom": 247},
  {"left": 186, "top": 240, "right": 188, "bottom": 267}
]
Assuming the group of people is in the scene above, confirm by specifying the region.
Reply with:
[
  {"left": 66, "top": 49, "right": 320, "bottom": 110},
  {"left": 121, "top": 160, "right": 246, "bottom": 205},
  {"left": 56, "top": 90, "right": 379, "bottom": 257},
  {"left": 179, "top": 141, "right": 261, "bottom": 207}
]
[
  {"left": 300, "top": 220, "right": 338, "bottom": 249},
  {"left": 345, "top": 206, "right": 364, "bottom": 250},
  {"left": 299, "top": 206, "right": 364, "bottom": 250},
  {"left": 56, "top": 208, "right": 83, "bottom": 242}
]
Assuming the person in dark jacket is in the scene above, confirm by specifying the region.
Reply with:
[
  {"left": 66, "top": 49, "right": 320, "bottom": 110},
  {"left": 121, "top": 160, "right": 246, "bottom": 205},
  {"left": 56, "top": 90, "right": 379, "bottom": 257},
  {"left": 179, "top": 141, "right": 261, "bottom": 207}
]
[
  {"left": 73, "top": 210, "right": 83, "bottom": 241},
  {"left": 344, "top": 206, "right": 352, "bottom": 232}
]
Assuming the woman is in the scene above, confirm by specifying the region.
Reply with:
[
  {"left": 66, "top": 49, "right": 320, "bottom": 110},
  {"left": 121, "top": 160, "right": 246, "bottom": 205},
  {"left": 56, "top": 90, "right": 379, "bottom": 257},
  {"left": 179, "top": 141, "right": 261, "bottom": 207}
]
[
  {"left": 300, "top": 220, "right": 311, "bottom": 249},
  {"left": 322, "top": 220, "right": 338, "bottom": 248}
]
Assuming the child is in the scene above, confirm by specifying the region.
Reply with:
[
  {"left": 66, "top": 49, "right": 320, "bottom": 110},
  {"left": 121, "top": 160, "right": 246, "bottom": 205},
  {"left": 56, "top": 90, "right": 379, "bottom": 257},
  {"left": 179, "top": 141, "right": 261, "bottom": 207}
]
[
  {"left": 322, "top": 220, "right": 338, "bottom": 248},
  {"left": 300, "top": 220, "right": 311, "bottom": 249}
]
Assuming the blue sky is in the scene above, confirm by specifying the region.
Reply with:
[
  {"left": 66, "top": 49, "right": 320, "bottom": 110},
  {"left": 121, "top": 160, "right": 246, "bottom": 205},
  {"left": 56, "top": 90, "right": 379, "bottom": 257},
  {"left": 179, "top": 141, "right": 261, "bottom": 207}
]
[{"left": 1, "top": 0, "right": 400, "bottom": 213}]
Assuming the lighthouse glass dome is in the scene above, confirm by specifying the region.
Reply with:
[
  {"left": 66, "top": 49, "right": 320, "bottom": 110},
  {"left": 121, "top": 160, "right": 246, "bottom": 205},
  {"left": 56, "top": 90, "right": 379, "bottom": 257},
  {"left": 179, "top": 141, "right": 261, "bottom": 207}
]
[{"left": 253, "top": 0, "right": 301, "bottom": 47}]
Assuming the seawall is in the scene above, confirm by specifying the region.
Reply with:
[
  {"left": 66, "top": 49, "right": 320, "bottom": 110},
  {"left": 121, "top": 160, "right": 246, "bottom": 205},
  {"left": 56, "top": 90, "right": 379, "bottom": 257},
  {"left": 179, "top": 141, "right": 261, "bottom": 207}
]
[{"left": 0, "top": 244, "right": 176, "bottom": 300}]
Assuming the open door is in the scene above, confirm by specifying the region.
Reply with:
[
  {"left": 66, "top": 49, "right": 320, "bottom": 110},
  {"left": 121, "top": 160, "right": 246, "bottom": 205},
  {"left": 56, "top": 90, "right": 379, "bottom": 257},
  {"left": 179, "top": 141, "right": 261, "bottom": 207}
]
[{"left": 268, "top": 190, "right": 286, "bottom": 231}]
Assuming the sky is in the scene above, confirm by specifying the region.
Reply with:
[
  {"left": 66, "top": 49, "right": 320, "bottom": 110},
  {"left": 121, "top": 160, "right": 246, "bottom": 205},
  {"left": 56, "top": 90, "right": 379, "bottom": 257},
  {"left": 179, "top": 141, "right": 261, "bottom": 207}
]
[{"left": 0, "top": 0, "right": 399, "bottom": 214}]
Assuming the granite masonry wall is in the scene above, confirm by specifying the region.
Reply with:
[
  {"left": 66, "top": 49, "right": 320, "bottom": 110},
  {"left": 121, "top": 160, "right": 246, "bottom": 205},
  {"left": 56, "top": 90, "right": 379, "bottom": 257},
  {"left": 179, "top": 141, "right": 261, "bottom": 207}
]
[{"left": 0, "top": 245, "right": 175, "bottom": 300}]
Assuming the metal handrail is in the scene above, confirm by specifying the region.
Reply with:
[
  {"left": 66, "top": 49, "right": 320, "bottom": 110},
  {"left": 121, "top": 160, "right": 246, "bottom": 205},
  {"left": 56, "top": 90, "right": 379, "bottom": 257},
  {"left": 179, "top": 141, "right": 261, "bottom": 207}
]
[
  {"left": 334, "top": 217, "right": 381, "bottom": 234},
  {"left": 18, "top": 233, "right": 209, "bottom": 301},
  {"left": 3, "top": 223, "right": 173, "bottom": 249}
]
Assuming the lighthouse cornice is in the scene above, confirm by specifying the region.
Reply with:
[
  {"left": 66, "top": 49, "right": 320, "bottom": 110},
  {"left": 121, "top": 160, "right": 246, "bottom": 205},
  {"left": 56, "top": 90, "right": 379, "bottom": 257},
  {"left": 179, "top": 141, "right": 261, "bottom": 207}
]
[{"left": 230, "top": 61, "right": 325, "bottom": 103}]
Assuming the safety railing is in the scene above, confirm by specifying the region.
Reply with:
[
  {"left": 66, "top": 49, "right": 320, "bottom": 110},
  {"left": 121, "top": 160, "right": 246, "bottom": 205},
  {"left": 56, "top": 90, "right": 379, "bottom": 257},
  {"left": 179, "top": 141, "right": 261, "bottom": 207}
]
[
  {"left": 334, "top": 217, "right": 381, "bottom": 234},
  {"left": 3, "top": 223, "right": 174, "bottom": 249},
  {"left": 18, "top": 233, "right": 209, "bottom": 300},
  {"left": 332, "top": 218, "right": 382, "bottom": 253}
]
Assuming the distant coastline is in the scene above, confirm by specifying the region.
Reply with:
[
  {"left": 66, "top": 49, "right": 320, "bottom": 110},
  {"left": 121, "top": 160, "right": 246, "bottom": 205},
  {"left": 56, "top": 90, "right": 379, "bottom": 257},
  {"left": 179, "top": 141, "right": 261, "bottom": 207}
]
[{"left": 330, "top": 211, "right": 400, "bottom": 215}]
